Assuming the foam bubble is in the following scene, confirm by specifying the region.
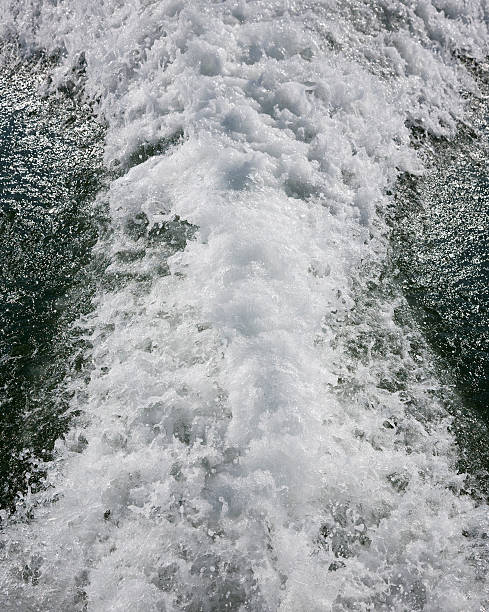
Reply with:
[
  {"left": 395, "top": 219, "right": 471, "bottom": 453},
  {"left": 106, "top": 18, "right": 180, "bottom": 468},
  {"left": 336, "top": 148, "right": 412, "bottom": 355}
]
[{"left": 1, "top": 1, "right": 488, "bottom": 610}]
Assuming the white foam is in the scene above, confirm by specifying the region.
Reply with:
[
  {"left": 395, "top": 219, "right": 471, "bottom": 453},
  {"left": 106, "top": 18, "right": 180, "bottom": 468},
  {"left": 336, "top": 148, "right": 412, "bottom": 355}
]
[{"left": 1, "top": 1, "right": 488, "bottom": 610}]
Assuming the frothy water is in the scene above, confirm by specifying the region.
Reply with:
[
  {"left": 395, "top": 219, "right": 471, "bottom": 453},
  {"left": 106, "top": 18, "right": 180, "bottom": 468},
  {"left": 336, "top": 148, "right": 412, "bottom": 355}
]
[{"left": 0, "top": 2, "right": 488, "bottom": 610}]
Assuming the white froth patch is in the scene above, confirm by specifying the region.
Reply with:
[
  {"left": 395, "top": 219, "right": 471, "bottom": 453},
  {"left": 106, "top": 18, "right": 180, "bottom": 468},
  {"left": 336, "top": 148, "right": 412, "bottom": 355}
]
[{"left": 1, "top": 1, "right": 488, "bottom": 610}]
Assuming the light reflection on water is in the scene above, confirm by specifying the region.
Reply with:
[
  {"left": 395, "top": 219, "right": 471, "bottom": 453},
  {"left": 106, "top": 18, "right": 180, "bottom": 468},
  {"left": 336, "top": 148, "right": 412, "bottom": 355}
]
[
  {"left": 0, "top": 47, "right": 104, "bottom": 511},
  {"left": 393, "top": 69, "right": 489, "bottom": 498}
]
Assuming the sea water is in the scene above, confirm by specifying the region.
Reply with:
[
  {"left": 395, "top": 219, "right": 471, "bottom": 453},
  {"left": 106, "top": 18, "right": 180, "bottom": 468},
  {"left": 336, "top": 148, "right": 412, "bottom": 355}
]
[
  {"left": 393, "top": 68, "right": 489, "bottom": 503},
  {"left": 0, "top": 1, "right": 488, "bottom": 610},
  {"left": 0, "top": 47, "right": 104, "bottom": 510}
]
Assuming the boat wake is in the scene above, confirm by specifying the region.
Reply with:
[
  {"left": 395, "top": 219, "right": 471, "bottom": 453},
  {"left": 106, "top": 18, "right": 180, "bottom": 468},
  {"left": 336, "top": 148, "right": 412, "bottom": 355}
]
[{"left": 0, "top": 1, "right": 488, "bottom": 610}]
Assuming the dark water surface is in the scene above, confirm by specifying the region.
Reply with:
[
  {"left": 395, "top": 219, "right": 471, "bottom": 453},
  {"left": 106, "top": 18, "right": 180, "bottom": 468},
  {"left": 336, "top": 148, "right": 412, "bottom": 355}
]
[
  {"left": 393, "top": 67, "right": 489, "bottom": 497},
  {"left": 0, "top": 48, "right": 104, "bottom": 511}
]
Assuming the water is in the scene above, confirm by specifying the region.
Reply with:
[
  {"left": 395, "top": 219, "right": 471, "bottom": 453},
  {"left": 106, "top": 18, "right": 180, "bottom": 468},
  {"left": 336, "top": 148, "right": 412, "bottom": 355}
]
[
  {"left": 0, "top": 46, "right": 105, "bottom": 510},
  {"left": 393, "top": 65, "right": 489, "bottom": 499},
  {"left": 0, "top": 2, "right": 488, "bottom": 610},
  {"left": 395, "top": 67, "right": 488, "bottom": 412}
]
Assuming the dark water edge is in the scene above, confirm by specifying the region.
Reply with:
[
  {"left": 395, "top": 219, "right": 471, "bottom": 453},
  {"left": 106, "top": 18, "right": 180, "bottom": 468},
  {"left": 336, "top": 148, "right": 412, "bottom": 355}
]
[
  {"left": 0, "top": 45, "right": 105, "bottom": 512},
  {"left": 392, "top": 58, "right": 489, "bottom": 500}
]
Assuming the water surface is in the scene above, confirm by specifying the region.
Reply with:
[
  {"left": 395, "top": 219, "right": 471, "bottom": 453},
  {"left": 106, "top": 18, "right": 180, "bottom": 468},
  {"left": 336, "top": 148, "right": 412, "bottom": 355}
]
[{"left": 0, "top": 48, "right": 104, "bottom": 511}]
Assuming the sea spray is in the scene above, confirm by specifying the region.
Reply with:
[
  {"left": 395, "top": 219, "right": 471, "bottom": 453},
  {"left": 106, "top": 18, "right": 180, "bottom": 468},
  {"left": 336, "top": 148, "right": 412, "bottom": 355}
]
[{"left": 0, "top": 2, "right": 488, "bottom": 610}]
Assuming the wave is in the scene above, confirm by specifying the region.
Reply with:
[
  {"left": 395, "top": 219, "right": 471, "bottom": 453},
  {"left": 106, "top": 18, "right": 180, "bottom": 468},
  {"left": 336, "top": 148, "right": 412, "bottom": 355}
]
[{"left": 1, "top": 1, "right": 488, "bottom": 610}]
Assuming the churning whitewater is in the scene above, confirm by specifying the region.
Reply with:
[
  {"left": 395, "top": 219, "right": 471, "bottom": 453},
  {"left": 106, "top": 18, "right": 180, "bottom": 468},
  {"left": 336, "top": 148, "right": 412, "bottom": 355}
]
[{"left": 0, "top": 1, "right": 488, "bottom": 610}]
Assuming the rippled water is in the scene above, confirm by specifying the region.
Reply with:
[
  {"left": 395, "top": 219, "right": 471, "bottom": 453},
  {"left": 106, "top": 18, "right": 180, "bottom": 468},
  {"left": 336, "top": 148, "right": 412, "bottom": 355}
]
[
  {"left": 395, "top": 70, "right": 488, "bottom": 414},
  {"left": 0, "top": 47, "right": 104, "bottom": 510},
  {"left": 393, "top": 65, "right": 489, "bottom": 499}
]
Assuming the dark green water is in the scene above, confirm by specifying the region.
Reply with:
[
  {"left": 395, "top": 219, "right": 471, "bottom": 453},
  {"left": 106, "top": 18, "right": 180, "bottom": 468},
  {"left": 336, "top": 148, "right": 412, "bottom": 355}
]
[
  {"left": 0, "top": 49, "right": 104, "bottom": 511},
  {"left": 392, "top": 67, "right": 489, "bottom": 498}
]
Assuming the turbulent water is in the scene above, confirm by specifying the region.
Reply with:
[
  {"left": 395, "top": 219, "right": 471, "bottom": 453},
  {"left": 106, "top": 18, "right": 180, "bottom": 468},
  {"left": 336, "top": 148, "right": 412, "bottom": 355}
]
[{"left": 0, "top": 1, "right": 488, "bottom": 610}]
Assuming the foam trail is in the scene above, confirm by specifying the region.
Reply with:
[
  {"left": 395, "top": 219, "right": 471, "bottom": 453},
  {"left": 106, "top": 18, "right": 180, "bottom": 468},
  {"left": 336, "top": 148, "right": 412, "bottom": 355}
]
[{"left": 0, "top": 1, "right": 488, "bottom": 610}]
